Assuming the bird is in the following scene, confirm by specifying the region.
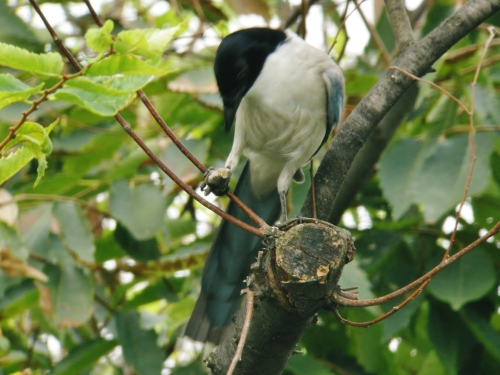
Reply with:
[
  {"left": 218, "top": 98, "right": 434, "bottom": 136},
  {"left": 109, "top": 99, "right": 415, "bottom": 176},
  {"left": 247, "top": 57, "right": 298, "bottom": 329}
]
[{"left": 184, "top": 27, "right": 345, "bottom": 344}]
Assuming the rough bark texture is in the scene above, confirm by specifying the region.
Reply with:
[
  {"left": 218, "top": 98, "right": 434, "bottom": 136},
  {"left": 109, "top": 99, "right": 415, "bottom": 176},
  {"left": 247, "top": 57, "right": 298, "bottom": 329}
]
[{"left": 207, "top": 222, "right": 355, "bottom": 375}]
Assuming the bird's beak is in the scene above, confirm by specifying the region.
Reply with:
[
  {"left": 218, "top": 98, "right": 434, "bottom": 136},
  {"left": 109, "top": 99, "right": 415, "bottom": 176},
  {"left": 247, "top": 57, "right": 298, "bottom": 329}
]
[{"left": 223, "top": 104, "right": 238, "bottom": 132}]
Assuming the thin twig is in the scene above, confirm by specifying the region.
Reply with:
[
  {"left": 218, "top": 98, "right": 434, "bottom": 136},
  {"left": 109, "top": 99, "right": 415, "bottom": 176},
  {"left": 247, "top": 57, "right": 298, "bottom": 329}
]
[
  {"left": 12, "top": 193, "right": 110, "bottom": 217},
  {"left": 227, "top": 289, "right": 255, "bottom": 375},
  {"left": 329, "top": 0, "right": 368, "bottom": 55},
  {"left": 333, "top": 220, "right": 500, "bottom": 308},
  {"left": 281, "top": 0, "right": 319, "bottom": 30},
  {"left": 390, "top": 66, "right": 469, "bottom": 113},
  {"left": 334, "top": 31, "right": 499, "bottom": 317},
  {"left": 353, "top": 0, "right": 391, "bottom": 67},
  {"left": 0, "top": 71, "right": 82, "bottom": 154},
  {"left": 443, "top": 124, "right": 500, "bottom": 135},
  {"left": 28, "top": 0, "right": 264, "bottom": 236},
  {"left": 83, "top": 0, "right": 267, "bottom": 229}
]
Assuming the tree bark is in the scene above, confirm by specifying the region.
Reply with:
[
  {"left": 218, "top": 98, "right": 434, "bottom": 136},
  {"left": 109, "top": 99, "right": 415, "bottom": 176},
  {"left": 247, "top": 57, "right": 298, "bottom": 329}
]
[{"left": 207, "top": 222, "right": 354, "bottom": 375}]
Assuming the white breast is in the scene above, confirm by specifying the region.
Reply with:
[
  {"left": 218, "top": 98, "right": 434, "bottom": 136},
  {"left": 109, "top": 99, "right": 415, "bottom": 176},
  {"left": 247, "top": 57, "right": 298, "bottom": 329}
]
[{"left": 233, "top": 33, "right": 341, "bottom": 198}]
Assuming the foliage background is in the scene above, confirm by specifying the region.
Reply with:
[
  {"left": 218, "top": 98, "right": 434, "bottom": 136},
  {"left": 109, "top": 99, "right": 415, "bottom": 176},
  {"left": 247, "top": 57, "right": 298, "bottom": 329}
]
[{"left": 0, "top": 0, "right": 499, "bottom": 374}]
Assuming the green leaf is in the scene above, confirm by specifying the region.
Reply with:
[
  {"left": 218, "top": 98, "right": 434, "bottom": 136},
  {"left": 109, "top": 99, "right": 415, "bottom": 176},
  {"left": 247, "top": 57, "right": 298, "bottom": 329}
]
[
  {"left": 114, "top": 223, "right": 160, "bottom": 262},
  {"left": 0, "top": 42, "right": 63, "bottom": 77},
  {"left": 0, "top": 222, "right": 27, "bottom": 261},
  {"left": 116, "top": 311, "right": 165, "bottom": 375},
  {"left": 427, "top": 249, "right": 495, "bottom": 310},
  {"left": 417, "top": 351, "right": 447, "bottom": 375},
  {"left": 52, "top": 339, "right": 118, "bottom": 375},
  {"left": 286, "top": 353, "right": 335, "bottom": 375},
  {"left": 0, "top": 121, "right": 57, "bottom": 186},
  {"left": 461, "top": 304, "right": 500, "bottom": 362},
  {"left": 347, "top": 308, "right": 387, "bottom": 374},
  {"left": 427, "top": 94, "right": 458, "bottom": 133},
  {"left": 379, "top": 137, "right": 423, "bottom": 218},
  {"left": 0, "top": 74, "right": 44, "bottom": 109},
  {"left": 52, "top": 87, "right": 136, "bottom": 117},
  {"left": 44, "top": 264, "right": 94, "bottom": 328},
  {"left": 53, "top": 201, "right": 95, "bottom": 263},
  {"left": 19, "top": 203, "right": 53, "bottom": 260},
  {"left": 427, "top": 300, "right": 475, "bottom": 375},
  {"left": 86, "top": 54, "right": 171, "bottom": 76},
  {"left": 380, "top": 134, "right": 495, "bottom": 222},
  {"left": 0, "top": 1, "right": 43, "bottom": 51},
  {"left": 0, "top": 143, "right": 38, "bottom": 185},
  {"left": 4, "top": 121, "right": 46, "bottom": 150},
  {"left": 414, "top": 134, "right": 494, "bottom": 221},
  {"left": 85, "top": 20, "right": 114, "bottom": 53},
  {"left": 64, "top": 75, "right": 153, "bottom": 95},
  {"left": 110, "top": 180, "right": 168, "bottom": 240},
  {"left": 115, "top": 26, "right": 179, "bottom": 59}
]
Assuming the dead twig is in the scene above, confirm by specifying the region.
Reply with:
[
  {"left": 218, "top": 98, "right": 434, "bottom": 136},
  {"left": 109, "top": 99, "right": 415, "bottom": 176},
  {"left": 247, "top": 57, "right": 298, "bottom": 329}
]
[{"left": 226, "top": 289, "right": 255, "bottom": 375}]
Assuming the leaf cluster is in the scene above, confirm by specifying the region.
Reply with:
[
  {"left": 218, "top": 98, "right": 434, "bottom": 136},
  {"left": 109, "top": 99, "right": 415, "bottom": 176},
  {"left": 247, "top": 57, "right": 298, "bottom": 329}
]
[{"left": 0, "top": 1, "right": 499, "bottom": 375}]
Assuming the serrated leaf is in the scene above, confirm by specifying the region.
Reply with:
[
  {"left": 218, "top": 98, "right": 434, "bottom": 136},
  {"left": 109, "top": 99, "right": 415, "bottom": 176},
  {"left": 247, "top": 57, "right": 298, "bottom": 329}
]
[
  {"left": 0, "top": 42, "right": 63, "bottom": 76},
  {"left": 0, "top": 74, "right": 44, "bottom": 109},
  {"left": 52, "top": 88, "right": 136, "bottom": 116},
  {"left": 52, "top": 339, "right": 118, "bottom": 375},
  {"left": 115, "top": 26, "right": 179, "bottom": 59},
  {"left": 42, "top": 264, "right": 94, "bottom": 328},
  {"left": 110, "top": 180, "right": 168, "bottom": 240},
  {"left": 116, "top": 311, "right": 165, "bottom": 375},
  {"left": 4, "top": 121, "right": 46, "bottom": 150},
  {"left": 427, "top": 249, "right": 495, "bottom": 310},
  {"left": 0, "top": 120, "right": 57, "bottom": 186},
  {"left": 86, "top": 54, "right": 171, "bottom": 76},
  {"left": 0, "top": 144, "right": 38, "bottom": 185},
  {"left": 85, "top": 20, "right": 114, "bottom": 53},
  {"left": 53, "top": 201, "right": 95, "bottom": 263}
]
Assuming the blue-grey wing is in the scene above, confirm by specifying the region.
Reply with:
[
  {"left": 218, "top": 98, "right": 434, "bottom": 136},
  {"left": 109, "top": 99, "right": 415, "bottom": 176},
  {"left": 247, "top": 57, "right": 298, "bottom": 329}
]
[{"left": 322, "top": 67, "right": 345, "bottom": 144}]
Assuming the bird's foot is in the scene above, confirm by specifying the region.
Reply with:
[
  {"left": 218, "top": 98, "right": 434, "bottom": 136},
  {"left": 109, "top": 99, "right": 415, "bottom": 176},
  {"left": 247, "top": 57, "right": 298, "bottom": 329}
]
[{"left": 200, "top": 167, "right": 232, "bottom": 196}]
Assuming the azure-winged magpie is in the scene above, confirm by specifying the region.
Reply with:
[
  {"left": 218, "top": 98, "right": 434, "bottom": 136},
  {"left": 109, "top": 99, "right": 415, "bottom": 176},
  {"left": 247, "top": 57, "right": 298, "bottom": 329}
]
[{"left": 185, "top": 27, "right": 345, "bottom": 344}]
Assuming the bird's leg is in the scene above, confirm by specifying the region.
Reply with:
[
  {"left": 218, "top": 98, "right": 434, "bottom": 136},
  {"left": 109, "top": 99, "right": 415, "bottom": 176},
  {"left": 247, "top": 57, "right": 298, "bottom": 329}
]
[
  {"left": 279, "top": 191, "right": 288, "bottom": 222},
  {"left": 310, "top": 160, "right": 317, "bottom": 219}
]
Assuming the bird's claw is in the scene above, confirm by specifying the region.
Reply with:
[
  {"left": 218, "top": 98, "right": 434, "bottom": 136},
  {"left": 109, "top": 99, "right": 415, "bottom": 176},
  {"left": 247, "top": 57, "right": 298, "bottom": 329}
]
[{"left": 200, "top": 167, "right": 232, "bottom": 196}]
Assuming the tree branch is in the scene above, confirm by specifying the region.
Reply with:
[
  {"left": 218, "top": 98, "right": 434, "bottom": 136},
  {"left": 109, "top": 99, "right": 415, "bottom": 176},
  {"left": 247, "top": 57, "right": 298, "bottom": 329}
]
[
  {"left": 207, "top": 223, "right": 354, "bottom": 375},
  {"left": 301, "top": 0, "right": 500, "bottom": 221},
  {"left": 384, "top": 0, "right": 415, "bottom": 50}
]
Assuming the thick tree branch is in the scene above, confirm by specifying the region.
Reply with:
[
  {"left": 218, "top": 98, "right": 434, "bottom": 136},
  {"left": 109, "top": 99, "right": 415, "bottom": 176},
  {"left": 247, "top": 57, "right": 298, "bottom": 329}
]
[
  {"left": 207, "top": 223, "right": 354, "bottom": 375},
  {"left": 384, "top": 0, "right": 415, "bottom": 50},
  {"left": 301, "top": 0, "right": 500, "bottom": 221}
]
